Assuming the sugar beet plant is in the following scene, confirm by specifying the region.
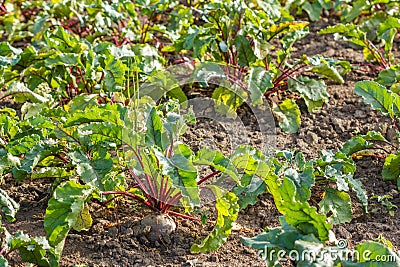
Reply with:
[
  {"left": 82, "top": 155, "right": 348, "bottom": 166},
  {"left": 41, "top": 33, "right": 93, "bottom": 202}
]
[{"left": 178, "top": 0, "right": 350, "bottom": 133}]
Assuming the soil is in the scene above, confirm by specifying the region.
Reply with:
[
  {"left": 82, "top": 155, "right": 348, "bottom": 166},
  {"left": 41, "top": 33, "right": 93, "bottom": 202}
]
[{"left": 1, "top": 18, "right": 400, "bottom": 267}]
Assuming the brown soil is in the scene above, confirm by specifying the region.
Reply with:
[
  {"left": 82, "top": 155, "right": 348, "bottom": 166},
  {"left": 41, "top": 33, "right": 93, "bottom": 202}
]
[{"left": 1, "top": 18, "right": 400, "bottom": 267}]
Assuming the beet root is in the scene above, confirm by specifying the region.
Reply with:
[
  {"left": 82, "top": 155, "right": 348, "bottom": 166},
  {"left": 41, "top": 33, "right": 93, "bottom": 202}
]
[{"left": 139, "top": 214, "right": 176, "bottom": 243}]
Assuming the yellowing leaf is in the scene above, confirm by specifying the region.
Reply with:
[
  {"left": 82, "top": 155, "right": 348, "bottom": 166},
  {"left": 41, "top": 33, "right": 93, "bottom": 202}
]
[{"left": 72, "top": 203, "right": 92, "bottom": 232}]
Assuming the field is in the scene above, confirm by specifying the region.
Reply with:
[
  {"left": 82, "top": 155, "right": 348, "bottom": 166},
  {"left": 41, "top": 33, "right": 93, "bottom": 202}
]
[{"left": 0, "top": 1, "right": 400, "bottom": 266}]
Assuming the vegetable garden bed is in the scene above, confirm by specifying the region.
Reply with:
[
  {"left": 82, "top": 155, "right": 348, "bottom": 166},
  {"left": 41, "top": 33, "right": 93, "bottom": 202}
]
[{"left": 0, "top": 1, "right": 400, "bottom": 266}]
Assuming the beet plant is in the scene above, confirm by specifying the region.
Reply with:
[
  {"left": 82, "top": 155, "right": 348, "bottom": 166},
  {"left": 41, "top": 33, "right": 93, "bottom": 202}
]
[
  {"left": 101, "top": 99, "right": 276, "bottom": 253},
  {"left": 0, "top": 219, "right": 59, "bottom": 266},
  {"left": 282, "top": 0, "right": 343, "bottom": 22},
  {"left": 0, "top": 88, "right": 276, "bottom": 264},
  {"left": 341, "top": 79, "right": 400, "bottom": 191},
  {"left": 240, "top": 149, "right": 398, "bottom": 267},
  {"left": 0, "top": 26, "right": 168, "bottom": 107},
  {"left": 319, "top": 15, "right": 400, "bottom": 71},
  {"left": 0, "top": 0, "right": 147, "bottom": 45},
  {"left": 339, "top": 0, "right": 399, "bottom": 23},
  {"left": 176, "top": 0, "right": 350, "bottom": 133},
  {"left": 242, "top": 218, "right": 400, "bottom": 266}
]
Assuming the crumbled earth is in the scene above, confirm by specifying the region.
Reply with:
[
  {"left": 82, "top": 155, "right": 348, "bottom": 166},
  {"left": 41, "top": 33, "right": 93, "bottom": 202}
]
[{"left": 1, "top": 18, "right": 400, "bottom": 266}]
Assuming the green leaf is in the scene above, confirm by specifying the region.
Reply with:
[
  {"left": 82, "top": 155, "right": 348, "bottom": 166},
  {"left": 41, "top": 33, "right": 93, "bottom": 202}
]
[
  {"left": 317, "top": 152, "right": 367, "bottom": 211},
  {"left": 0, "top": 42, "right": 21, "bottom": 67},
  {"left": 378, "top": 17, "right": 400, "bottom": 57},
  {"left": 347, "top": 176, "right": 369, "bottom": 213},
  {"left": 0, "top": 42, "right": 22, "bottom": 56},
  {"left": 0, "top": 188, "right": 19, "bottom": 222},
  {"left": 267, "top": 176, "right": 332, "bottom": 242},
  {"left": 289, "top": 75, "right": 329, "bottom": 112},
  {"left": 65, "top": 104, "right": 125, "bottom": 126},
  {"left": 342, "top": 0, "right": 367, "bottom": 23},
  {"left": 308, "top": 57, "right": 345, "bottom": 84},
  {"left": 0, "top": 256, "right": 8, "bottom": 266},
  {"left": 241, "top": 218, "right": 329, "bottom": 267},
  {"left": 319, "top": 188, "right": 352, "bottom": 224},
  {"left": 234, "top": 35, "right": 256, "bottom": 67},
  {"left": 191, "top": 62, "right": 224, "bottom": 87},
  {"left": 190, "top": 191, "right": 239, "bottom": 253},
  {"left": 145, "top": 107, "right": 164, "bottom": 149},
  {"left": 256, "top": 0, "right": 282, "bottom": 20},
  {"left": 302, "top": 1, "right": 322, "bottom": 22},
  {"left": 281, "top": 27, "right": 309, "bottom": 52},
  {"left": 9, "top": 233, "right": 51, "bottom": 267},
  {"left": 44, "top": 27, "right": 85, "bottom": 53},
  {"left": 194, "top": 148, "right": 239, "bottom": 183},
  {"left": 44, "top": 180, "right": 92, "bottom": 246},
  {"left": 375, "top": 65, "right": 400, "bottom": 88},
  {"left": 318, "top": 24, "right": 359, "bottom": 35},
  {"left": 324, "top": 166, "right": 350, "bottom": 191},
  {"left": 283, "top": 165, "right": 314, "bottom": 202},
  {"left": 247, "top": 67, "right": 273, "bottom": 105},
  {"left": 131, "top": 44, "right": 163, "bottom": 74},
  {"left": 30, "top": 168, "right": 73, "bottom": 179},
  {"left": 156, "top": 144, "right": 200, "bottom": 207},
  {"left": 233, "top": 174, "right": 266, "bottom": 209},
  {"left": 45, "top": 53, "right": 81, "bottom": 66},
  {"left": 230, "top": 146, "right": 270, "bottom": 209},
  {"left": 377, "top": 17, "right": 400, "bottom": 38},
  {"left": 68, "top": 95, "right": 98, "bottom": 113},
  {"left": 212, "top": 86, "right": 246, "bottom": 118},
  {"left": 273, "top": 99, "right": 301, "bottom": 133},
  {"left": 382, "top": 154, "right": 400, "bottom": 181},
  {"left": 230, "top": 145, "right": 270, "bottom": 179},
  {"left": 141, "top": 71, "right": 187, "bottom": 104},
  {"left": 70, "top": 151, "right": 113, "bottom": 189},
  {"left": 104, "top": 55, "right": 128, "bottom": 92},
  {"left": 18, "top": 141, "right": 63, "bottom": 174},
  {"left": 241, "top": 224, "right": 303, "bottom": 267},
  {"left": 78, "top": 122, "right": 123, "bottom": 148},
  {"left": 183, "top": 31, "right": 198, "bottom": 50},
  {"left": 341, "top": 131, "right": 387, "bottom": 155},
  {"left": 6, "top": 82, "right": 49, "bottom": 104},
  {"left": 354, "top": 81, "right": 397, "bottom": 118},
  {"left": 12, "top": 235, "right": 50, "bottom": 265},
  {"left": 163, "top": 106, "right": 195, "bottom": 142}
]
